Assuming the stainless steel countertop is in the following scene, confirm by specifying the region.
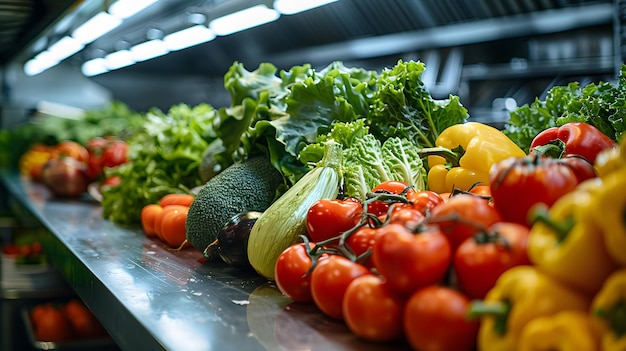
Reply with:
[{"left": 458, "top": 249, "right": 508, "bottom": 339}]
[{"left": 1, "top": 170, "right": 410, "bottom": 351}]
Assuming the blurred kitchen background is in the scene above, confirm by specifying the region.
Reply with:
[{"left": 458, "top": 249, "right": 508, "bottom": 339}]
[{"left": 0, "top": 0, "right": 624, "bottom": 127}]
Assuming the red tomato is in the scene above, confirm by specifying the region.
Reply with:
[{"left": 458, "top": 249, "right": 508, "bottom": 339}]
[
  {"left": 404, "top": 286, "right": 479, "bottom": 351},
  {"left": 368, "top": 181, "right": 414, "bottom": 217},
  {"left": 468, "top": 184, "right": 492, "bottom": 197},
  {"left": 310, "top": 255, "right": 369, "bottom": 319},
  {"left": 274, "top": 243, "right": 317, "bottom": 302},
  {"left": 430, "top": 193, "right": 503, "bottom": 250},
  {"left": 345, "top": 226, "right": 383, "bottom": 266},
  {"left": 558, "top": 154, "right": 597, "bottom": 183},
  {"left": 32, "top": 304, "right": 75, "bottom": 342},
  {"left": 387, "top": 205, "right": 425, "bottom": 228},
  {"left": 454, "top": 222, "right": 531, "bottom": 299},
  {"left": 85, "top": 137, "right": 109, "bottom": 180},
  {"left": 490, "top": 155, "right": 579, "bottom": 227},
  {"left": 101, "top": 140, "right": 129, "bottom": 168},
  {"left": 342, "top": 274, "right": 405, "bottom": 342},
  {"left": 409, "top": 190, "right": 445, "bottom": 214},
  {"left": 372, "top": 223, "right": 451, "bottom": 296},
  {"left": 306, "top": 199, "right": 362, "bottom": 242},
  {"left": 100, "top": 176, "right": 121, "bottom": 190},
  {"left": 54, "top": 140, "right": 89, "bottom": 164}
]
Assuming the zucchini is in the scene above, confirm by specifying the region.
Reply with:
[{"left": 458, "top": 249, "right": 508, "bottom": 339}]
[{"left": 247, "top": 141, "right": 343, "bottom": 279}]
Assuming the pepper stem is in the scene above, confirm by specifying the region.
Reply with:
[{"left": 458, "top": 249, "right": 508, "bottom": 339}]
[
  {"left": 467, "top": 300, "right": 511, "bottom": 336},
  {"left": 417, "top": 146, "right": 464, "bottom": 167},
  {"left": 528, "top": 204, "right": 574, "bottom": 243},
  {"left": 596, "top": 301, "right": 626, "bottom": 338},
  {"left": 531, "top": 139, "right": 566, "bottom": 159}
]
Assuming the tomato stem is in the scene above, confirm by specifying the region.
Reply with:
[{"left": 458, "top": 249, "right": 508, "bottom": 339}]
[
  {"left": 467, "top": 300, "right": 511, "bottom": 336},
  {"left": 472, "top": 231, "right": 510, "bottom": 249}
]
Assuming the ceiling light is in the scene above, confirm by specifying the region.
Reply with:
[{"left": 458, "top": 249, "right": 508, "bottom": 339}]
[
  {"left": 130, "top": 39, "right": 169, "bottom": 62},
  {"left": 24, "top": 58, "right": 53, "bottom": 76},
  {"left": 209, "top": 5, "right": 280, "bottom": 36},
  {"left": 109, "top": 0, "right": 158, "bottom": 19},
  {"left": 163, "top": 25, "right": 215, "bottom": 51},
  {"left": 47, "top": 36, "right": 84, "bottom": 62},
  {"left": 72, "top": 12, "right": 122, "bottom": 45},
  {"left": 105, "top": 50, "right": 135, "bottom": 70},
  {"left": 82, "top": 58, "right": 109, "bottom": 76},
  {"left": 273, "top": 0, "right": 338, "bottom": 15}
]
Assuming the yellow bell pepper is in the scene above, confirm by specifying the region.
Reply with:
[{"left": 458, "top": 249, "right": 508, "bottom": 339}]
[
  {"left": 423, "top": 122, "right": 526, "bottom": 193},
  {"left": 518, "top": 310, "right": 601, "bottom": 351},
  {"left": 528, "top": 188, "right": 617, "bottom": 296},
  {"left": 595, "top": 146, "right": 623, "bottom": 178},
  {"left": 468, "top": 265, "right": 590, "bottom": 351},
  {"left": 591, "top": 269, "right": 626, "bottom": 351},
  {"left": 587, "top": 167, "right": 626, "bottom": 266},
  {"left": 18, "top": 144, "right": 54, "bottom": 181},
  {"left": 595, "top": 133, "right": 626, "bottom": 178}
]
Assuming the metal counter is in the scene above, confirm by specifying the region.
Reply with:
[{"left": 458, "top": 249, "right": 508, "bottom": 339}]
[{"left": 1, "top": 170, "right": 410, "bottom": 351}]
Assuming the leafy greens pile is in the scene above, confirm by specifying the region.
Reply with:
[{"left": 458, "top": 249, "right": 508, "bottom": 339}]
[
  {"left": 299, "top": 119, "right": 427, "bottom": 199},
  {"left": 213, "top": 59, "right": 468, "bottom": 187},
  {"left": 102, "top": 103, "right": 217, "bottom": 225},
  {"left": 505, "top": 65, "right": 626, "bottom": 153}
]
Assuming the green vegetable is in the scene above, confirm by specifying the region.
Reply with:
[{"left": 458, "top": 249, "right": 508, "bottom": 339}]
[
  {"left": 368, "top": 60, "right": 468, "bottom": 148},
  {"left": 299, "top": 119, "right": 427, "bottom": 199},
  {"left": 212, "top": 59, "right": 465, "bottom": 188},
  {"left": 101, "top": 103, "right": 217, "bottom": 225},
  {"left": 247, "top": 140, "right": 343, "bottom": 280},
  {"left": 505, "top": 65, "right": 626, "bottom": 153},
  {"left": 185, "top": 156, "right": 283, "bottom": 252}
]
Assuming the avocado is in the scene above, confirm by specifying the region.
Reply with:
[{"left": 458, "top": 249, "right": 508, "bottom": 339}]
[{"left": 185, "top": 156, "right": 283, "bottom": 252}]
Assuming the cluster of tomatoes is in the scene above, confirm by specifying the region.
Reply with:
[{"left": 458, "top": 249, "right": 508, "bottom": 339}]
[
  {"left": 140, "top": 193, "right": 195, "bottom": 249},
  {"left": 19, "top": 138, "right": 128, "bottom": 197},
  {"left": 274, "top": 180, "right": 533, "bottom": 350},
  {"left": 30, "top": 299, "right": 108, "bottom": 343}
]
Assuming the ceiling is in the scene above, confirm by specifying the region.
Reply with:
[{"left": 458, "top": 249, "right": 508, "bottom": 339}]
[
  {"left": 0, "top": 0, "right": 76, "bottom": 64},
  {"left": 1, "top": 0, "right": 618, "bottom": 112},
  {"left": 86, "top": 0, "right": 616, "bottom": 76}
]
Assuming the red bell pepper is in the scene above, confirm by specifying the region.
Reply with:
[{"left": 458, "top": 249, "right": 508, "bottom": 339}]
[{"left": 530, "top": 122, "right": 617, "bottom": 164}]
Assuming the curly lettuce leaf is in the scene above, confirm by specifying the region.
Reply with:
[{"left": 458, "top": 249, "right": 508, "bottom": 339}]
[
  {"left": 213, "top": 59, "right": 461, "bottom": 187},
  {"left": 102, "top": 103, "right": 218, "bottom": 225},
  {"left": 382, "top": 137, "right": 426, "bottom": 192},
  {"left": 368, "top": 60, "right": 468, "bottom": 148},
  {"left": 505, "top": 66, "right": 626, "bottom": 152},
  {"left": 301, "top": 120, "right": 427, "bottom": 199}
]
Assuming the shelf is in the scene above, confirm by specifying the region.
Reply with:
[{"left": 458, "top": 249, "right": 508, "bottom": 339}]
[{"left": 0, "top": 169, "right": 409, "bottom": 351}]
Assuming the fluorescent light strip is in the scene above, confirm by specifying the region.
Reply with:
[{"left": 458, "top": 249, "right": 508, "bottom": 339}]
[
  {"left": 109, "top": 0, "right": 158, "bottom": 19},
  {"left": 105, "top": 50, "right": 135, "bottom": 70},
  {"left": 82, "top": 58, "right": 109, "bottom": 76},
  {"left": 209, "top": 5, "right": 279, "bottom": 36},
  {"left": 273, "top": 0, "right": 338, "bottom": 15},
  {"left": 130, "top": 39, "right": 169, "bottom": 61},
  {"left": 47, "top": 36, "right": 84, "bottom": 61},
  {"left": 163, "top": 25, "right": 215, "bottom": 51},
  {"left": 72, "top": 12, "right": 122, "bottom": 45}
]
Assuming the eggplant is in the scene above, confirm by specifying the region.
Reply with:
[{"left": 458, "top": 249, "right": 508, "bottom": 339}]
[{"left": 206, "top": 211, "right": 262, "bottom": 269}]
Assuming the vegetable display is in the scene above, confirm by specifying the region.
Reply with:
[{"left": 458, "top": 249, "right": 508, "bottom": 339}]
[
  {"left": 468, "top": 266, "right": 590, "bottom": 351},
  {"left": 505, "top": 66, "right": 626, "bottom": 153},
  {"left": 6, "top": 58, "right": 626, "bottom": 351},
  {"left": 423, "top": 122, "right": 526, "bottom": 193},
  {"left": 530, "top": 122, "right": 617, "bottom": 164},
  {"left": 102, "top": 103, "right": 217, "bottom": 225},
  {"left": 247, "top": 140, "right": 342, "bottom": 279}
]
